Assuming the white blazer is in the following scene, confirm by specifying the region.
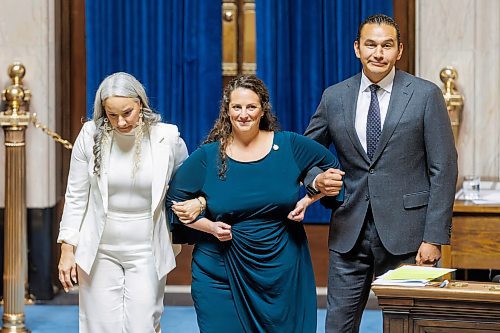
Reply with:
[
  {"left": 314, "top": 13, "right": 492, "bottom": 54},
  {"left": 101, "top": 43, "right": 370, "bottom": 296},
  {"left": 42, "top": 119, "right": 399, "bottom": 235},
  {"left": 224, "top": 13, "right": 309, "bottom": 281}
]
[{"left": 57, "top": 121, "right": 188, "bottom": 279}]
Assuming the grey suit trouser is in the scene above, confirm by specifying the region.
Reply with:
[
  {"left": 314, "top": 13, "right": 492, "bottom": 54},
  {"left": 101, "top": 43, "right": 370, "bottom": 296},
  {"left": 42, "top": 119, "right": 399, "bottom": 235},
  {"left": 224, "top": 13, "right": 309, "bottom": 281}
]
[{"left": 325, "top": 209, "right": 416, "bottom": 333}]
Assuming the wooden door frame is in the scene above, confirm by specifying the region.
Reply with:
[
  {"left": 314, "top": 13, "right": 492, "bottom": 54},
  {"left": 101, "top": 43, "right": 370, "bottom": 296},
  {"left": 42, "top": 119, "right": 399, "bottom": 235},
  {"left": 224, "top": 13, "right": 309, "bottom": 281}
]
[
  {"left": 53, "top": 0, "right": 87, "bottom": 285},
  {"left": 394, "top": 0, "right": 415, "bottom": 74}
]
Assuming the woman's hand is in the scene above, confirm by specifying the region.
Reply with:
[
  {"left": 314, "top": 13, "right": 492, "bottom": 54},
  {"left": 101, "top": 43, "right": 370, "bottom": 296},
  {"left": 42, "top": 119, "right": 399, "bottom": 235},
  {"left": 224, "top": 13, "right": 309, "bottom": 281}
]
[
  {"left": 58, "top": 243, "right": 78, "bottom": 292},
  {"left": 181, "top": 217, "right": 232, "bottom": 242},
  {"left": 172, "top": 197, "right": 206, "bottom": 224},
  {"left": 288, "top": 196, "right": 314, "bottom": 222},
  {"left": 209, "top": 221, "right": 232, "bottom": 242}
]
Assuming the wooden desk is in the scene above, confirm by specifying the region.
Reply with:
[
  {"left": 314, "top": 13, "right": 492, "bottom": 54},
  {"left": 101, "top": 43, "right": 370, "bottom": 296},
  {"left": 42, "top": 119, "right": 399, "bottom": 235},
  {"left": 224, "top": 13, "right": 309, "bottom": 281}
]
[
  {"left": 441, "top": 201, "right": 500, "bottom": 272},
  {"left": 372, "top": 281, "right": 500, "bottom": 332}
]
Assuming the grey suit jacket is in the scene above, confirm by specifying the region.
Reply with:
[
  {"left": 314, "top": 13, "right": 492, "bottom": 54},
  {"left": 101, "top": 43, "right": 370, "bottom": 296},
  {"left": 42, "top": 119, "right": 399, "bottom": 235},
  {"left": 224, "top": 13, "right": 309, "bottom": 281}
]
[{"left": 305, "top": 70, "right": 458, "bottom": 255}]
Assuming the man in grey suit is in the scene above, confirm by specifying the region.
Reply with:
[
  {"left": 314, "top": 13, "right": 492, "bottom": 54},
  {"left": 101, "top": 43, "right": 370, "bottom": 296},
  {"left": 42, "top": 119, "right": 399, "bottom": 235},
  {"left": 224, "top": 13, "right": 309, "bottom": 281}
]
[{"left": 303, "top": 14, "right": 458, "bottom": 332}]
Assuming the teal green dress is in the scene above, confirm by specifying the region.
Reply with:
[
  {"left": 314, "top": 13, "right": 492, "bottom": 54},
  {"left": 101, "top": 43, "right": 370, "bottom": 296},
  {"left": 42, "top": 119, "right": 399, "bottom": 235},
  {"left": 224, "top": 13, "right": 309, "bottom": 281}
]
[{"left": 167, "top": 131, "right": 341, "bottom": 333}]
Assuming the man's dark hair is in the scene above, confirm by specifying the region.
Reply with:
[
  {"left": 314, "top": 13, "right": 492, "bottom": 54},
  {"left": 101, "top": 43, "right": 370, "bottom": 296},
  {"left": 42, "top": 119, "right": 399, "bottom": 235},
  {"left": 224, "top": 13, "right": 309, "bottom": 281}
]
[{"left": 356, "top": 14, "right": 401, "bottom": 45}]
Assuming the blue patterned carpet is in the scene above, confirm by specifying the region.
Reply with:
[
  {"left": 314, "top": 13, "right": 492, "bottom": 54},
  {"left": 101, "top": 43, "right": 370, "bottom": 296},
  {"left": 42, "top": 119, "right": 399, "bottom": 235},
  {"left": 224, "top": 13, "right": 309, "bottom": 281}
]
[{"left": 0, "top": 306, "right": 382, "bottom": 333}]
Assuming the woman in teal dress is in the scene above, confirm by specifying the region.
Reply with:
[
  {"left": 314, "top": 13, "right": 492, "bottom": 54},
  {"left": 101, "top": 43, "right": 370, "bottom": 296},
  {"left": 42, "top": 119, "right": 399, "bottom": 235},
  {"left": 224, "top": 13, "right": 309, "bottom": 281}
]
[{"left": 167, "top": 75, "right": 343, "bottom": 333}]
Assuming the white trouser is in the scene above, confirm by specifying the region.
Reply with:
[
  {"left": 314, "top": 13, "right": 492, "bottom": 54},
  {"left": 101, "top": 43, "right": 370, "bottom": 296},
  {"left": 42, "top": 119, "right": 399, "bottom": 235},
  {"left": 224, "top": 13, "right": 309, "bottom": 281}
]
[{"left": 78, "top": 211, "right": 165, "bottom": 333}]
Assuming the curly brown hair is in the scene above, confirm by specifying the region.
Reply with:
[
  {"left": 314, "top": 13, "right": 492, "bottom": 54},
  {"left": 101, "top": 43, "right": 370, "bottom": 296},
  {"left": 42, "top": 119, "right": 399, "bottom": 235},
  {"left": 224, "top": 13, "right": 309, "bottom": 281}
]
[{"left": 204, "top": 75, "right": 280, "bottom": 179}]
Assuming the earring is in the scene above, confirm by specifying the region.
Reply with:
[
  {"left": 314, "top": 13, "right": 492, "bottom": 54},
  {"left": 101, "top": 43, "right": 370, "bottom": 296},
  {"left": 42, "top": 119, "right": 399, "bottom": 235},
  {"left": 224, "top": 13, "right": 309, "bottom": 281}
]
[
  {"left": 102, "top": 117, "right": 112, "bottom": 131},
  {"left": 138, "top": 111, "right": 144, "bottom": 126}
]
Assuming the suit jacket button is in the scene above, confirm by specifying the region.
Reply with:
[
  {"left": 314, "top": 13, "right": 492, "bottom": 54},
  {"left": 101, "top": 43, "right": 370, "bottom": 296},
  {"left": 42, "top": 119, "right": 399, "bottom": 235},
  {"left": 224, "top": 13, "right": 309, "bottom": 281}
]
[{"left": 369, "top": 169, "right": 374, "bottom": 174}]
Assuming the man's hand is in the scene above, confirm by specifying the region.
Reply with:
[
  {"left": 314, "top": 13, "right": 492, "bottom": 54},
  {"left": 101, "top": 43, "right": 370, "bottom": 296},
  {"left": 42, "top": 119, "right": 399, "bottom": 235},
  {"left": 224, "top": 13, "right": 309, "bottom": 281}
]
[
  {"left": 416, "top": 242, "right": 441, "bottom": 266},
  {"left": 315, "top": 168, "right": 345, "bottom": 196}
]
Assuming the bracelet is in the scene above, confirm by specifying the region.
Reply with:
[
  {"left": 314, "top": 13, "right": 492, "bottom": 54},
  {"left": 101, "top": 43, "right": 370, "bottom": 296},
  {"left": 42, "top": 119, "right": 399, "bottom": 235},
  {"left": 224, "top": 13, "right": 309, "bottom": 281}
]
[{"left": 196, "top": 197, "right": 205, "bottom": 215}]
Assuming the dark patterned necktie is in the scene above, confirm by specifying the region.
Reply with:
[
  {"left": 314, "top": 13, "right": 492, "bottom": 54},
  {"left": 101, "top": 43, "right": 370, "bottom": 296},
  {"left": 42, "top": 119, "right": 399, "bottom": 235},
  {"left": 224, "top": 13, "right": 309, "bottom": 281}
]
[{"left": 366, "top": 84, "right": 381, "bottom": 160}]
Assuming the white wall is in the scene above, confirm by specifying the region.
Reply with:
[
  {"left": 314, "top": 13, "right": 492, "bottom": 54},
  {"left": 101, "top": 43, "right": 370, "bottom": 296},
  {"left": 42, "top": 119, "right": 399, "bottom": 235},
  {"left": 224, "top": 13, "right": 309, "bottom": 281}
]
[
  {"left": 0, "top": 0, "right": 57, "bottom": 207},
  {"left": 416, "top": 0, "right": 500, "bottom": 179}
]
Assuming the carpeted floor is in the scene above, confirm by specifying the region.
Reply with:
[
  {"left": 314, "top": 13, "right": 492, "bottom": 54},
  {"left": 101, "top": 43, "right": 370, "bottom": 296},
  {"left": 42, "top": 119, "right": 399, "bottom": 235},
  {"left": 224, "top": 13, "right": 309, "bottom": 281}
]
[{"left": 0, "top": 305, "right": 382, "bottom": 332}]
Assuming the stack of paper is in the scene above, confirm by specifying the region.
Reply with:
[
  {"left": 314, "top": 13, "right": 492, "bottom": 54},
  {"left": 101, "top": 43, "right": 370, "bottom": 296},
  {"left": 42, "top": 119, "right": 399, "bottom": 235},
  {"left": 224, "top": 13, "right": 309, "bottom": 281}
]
[
  {"left": 455, "top": 181, "right": 500, "bottom": 204},
  {"left": 472, "top": 190, "right": 500, "bottom": 204},
  {"left": 372, "top": 265, "right": 456, "bottom": 287}
]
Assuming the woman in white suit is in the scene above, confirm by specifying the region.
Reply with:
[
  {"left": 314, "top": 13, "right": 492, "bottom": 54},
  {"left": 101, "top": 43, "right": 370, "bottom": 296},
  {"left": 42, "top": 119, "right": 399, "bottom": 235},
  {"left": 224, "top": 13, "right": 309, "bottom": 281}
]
[{"left": 57, "top": 72, "right": 204, "bottom": 333}]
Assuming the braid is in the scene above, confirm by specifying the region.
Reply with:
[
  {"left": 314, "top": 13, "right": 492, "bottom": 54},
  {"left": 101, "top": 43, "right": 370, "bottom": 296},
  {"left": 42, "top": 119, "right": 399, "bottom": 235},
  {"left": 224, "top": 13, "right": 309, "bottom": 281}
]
[{"left": 92, "top": 117, "right": 111, "bottom": 176}]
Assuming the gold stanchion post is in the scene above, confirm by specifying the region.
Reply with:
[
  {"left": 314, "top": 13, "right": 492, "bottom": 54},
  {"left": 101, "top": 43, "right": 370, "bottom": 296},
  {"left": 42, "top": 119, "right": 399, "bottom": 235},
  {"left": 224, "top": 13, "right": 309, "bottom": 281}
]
[
  {"left": 0, "top": 62, "right": 31, "bottom": 333},
  {"left": 440, "top": 66, "right": 464, "bottom": 144}
]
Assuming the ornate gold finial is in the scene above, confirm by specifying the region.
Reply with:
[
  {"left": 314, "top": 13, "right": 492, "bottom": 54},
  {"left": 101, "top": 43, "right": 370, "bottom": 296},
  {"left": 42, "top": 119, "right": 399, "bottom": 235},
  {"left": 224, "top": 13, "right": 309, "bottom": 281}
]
[
  {"left": 1, "top": 62, "right": 31, "bottom": 126},
  {"left": 440, "top": 66, "right": 464, "bottom": 144},
  {"left": 3, "top": 85, "right": 25, "bottom": 114},
  {"left": 2, "top": 62, "right": 31, "bottom": 115},
  {"left": 1, "top": 62, "right": 73, "bottom": 148},
  {"left": 8, "top": 62, "right": 26, "bottom": 84}
]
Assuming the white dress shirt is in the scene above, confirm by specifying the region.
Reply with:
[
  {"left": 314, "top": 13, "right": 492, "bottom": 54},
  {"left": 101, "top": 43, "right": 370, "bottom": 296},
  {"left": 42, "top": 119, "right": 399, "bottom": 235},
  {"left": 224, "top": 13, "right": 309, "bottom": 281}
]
[
  {"left": 355, "top": 67, "right": 395, "bottom": 152},
  {"left": 311, "top": 68, "right": 396, "bottom": 191}
]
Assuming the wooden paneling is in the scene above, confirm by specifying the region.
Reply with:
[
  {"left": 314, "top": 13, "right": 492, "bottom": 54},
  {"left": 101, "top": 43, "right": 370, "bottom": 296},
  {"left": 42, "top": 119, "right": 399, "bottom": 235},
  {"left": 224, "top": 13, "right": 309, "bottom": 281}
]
[
  {"left": 55, "top": 0, "right": 87, "bottom": 145},
  {"left": 222, "top": 0, "right": 256, "bottom": 84},
  {"left": 241, "top": 1, "right": 256, "bottom": 75},
  {"left": 222, "top": 1, "right": 238, "bottom": 76},
  {"left": 53, "top": 0, "right": 87, "bottom": 289},
  {"left": 443, "top": 201, "right": 500, "bottom": 270},
  {"left": 451, "top": 216, "right": 500, "bottom": 269},
  {"left": 167, "top": 245, "right": 194, "bottom": 285},
  {"left": 393, "top": 0, "right": 415, "bottom": 74},
  {"left": 55, "top": 0, "right": 86, "bottom": 194},
  {"left": 373, "top": 281, "right": 500, "bottom": 333},
  {"left": 305, "top": 224, "right": 330, "bottom": 287}
]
